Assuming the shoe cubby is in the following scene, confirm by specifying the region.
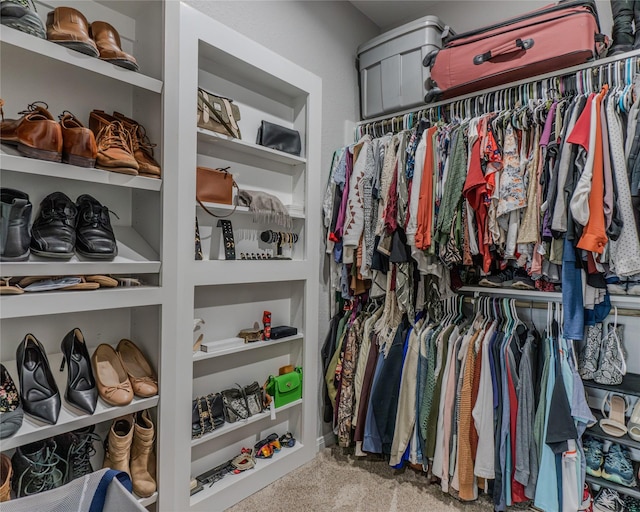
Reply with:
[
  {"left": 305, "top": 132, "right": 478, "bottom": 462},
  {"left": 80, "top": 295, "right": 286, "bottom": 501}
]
[{"left": 0, "top": 305, "right": 160, "bottom": 451}]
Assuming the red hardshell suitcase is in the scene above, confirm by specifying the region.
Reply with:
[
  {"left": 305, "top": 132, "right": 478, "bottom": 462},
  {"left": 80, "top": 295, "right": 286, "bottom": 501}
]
[{"left": 424, "top": 1, "right": 605, "bottom": 102}]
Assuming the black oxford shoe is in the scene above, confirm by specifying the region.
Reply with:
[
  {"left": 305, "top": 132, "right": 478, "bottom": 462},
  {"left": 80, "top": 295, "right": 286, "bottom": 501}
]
[
  {"left": 30, "top": 191, "right": 76, "bottom": 259},
  {"left": 75, "top": 194, "right": 117, "bottom": 259}
]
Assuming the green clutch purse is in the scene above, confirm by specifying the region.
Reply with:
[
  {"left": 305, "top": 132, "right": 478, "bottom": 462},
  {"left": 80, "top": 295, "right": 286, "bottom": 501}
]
[{"left": 266, "top": 367, "right": 302, "bottom": 408}]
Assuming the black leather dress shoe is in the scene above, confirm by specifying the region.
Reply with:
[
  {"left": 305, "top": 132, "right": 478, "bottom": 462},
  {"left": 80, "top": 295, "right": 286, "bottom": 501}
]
[
  {"left": 60, "top": 328, "right": 97, "bottom": 414},
  {"left": 16, "top": 334, "right": 61, "bottom": 425},
  {"left": 75, "top": 194, "right": 117, "bottom": 259},
  {"left": 30, "top": 191, "right": 76, "bottom": 259},
  {"left": 0, "top": 188, "right": 32, "bottom": 261}
]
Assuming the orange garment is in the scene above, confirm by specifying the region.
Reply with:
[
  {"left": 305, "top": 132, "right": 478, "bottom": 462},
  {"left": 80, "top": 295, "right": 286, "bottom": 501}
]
[
  {"left": 415, "top": 127, "right": 438, "bottom": 250},
  {"left": 577, "top": 86, "right": 609, "bottom": 254},
  {"left": 458, "top": 332, "right": 478, "bottom": 501}
]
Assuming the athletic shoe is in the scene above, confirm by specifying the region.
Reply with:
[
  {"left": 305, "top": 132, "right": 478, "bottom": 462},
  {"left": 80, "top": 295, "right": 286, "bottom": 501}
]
[
  {"left": 0, "top": 0, "right": 45, "bottom": 38},
  {"left": 580, "top": 483, "right": 593, "bottom": 512},
  {"left": 602, "top": 443, "right": 637, "bottom": 487},
  {"left": 478, "top": 267, "right": 515, "bottom": 288},
  {"left": 593, "top": 488, "right": 625, "bottom": 512},
  {"left": 624, "top": 495, "right": 640, "bottom": 512},
  {"left": 584, "top": 436, "right": 605, "bottom": 478},
  {"left": 511, "top": 268, "right": 535, "bottom": 290}
]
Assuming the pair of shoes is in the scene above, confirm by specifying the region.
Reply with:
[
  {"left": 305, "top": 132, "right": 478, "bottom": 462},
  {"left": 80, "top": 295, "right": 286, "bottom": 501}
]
[
  {"left": 14, "top": 274, "right": 118, "bottom": 292},
  {"left": 103, "top": 411, "right": 156, "bottom": 497},
  {"left": 92, "top": 339, "right": 157, "bottom": 407},
  {"left": 0, "top": 101, "right": 96, "bottom": 167},
  {"left": 89, "top": 110, "right": 161, "bottom": 178},
  {"left": 0, "top": 364, "right": 23, "bottom": 438},
  {"left": 608, "top": 0, "right": 640, "bottom": 56},
  {"left": 28, "top": 191, "right": 117, "bottom": 260},
  {"left": 593, "top": 487, "right": 625, "bottom": 512},
  {"left": 46, "top": 6, "right": 138, "bottom": 71},
  {"left": 0, "top": 0, "right": 45, "bottom": 38}
]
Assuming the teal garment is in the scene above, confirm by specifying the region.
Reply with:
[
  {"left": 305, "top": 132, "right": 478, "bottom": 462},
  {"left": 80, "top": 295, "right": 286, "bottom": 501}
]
[
  {"left": 534, "top": 336, "right": 560, "bottom": 512},
  {"left": 435, "top": 124, "right": 468, "bottom": 245}
]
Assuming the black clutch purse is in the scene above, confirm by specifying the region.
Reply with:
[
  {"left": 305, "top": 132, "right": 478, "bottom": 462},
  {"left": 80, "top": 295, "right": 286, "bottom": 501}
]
[
  {"left": 270, "top": 326, "right": 298, "bottom": 339},
  {"left": 256, "top": 121, "right": 301, "bottom": 156},
  {"left": 192, "top": 392, "right": 225, "bottom": 438}
]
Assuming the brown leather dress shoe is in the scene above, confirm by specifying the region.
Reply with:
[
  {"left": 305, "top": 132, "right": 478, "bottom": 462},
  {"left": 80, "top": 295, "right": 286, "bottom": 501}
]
[
  {"left": 92, "top": 344, "right": 134, "bottom": 406},
  {"left": 46, "top": 7, "right": 99, "bottom": 57},
  {"left": 112, "top": 112, "right": 161, "bottom": 178},
  {"left": 89, "top": 110, "right": 138, "bottom": 175},
  {"left": 0, "top": 101, "right": 62, "bottom": 162},
  {"left": 90, "top": 21, "right": 138, "bottom": 71},
  {"left": 59, "top": 112, "right": 97, "bottom": 168},
  {"left": 116, "top": 339, "right": 157, "bottom": 398}
]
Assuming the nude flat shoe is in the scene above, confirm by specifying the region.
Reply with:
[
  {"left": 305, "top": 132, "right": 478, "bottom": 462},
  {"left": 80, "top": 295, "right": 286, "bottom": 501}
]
[
  {"left": 92, "top": 344, "right": 133, "bottom": 406},
  {"left": 116, "top": 339, "right": 157, "bottom": 398}
]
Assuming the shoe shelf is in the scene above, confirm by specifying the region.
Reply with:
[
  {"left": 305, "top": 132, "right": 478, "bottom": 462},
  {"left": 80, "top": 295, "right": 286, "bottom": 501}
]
[
  {"left": 138, "top": 492, "right": 158, "bottom": 508},
  {"left": 588, "top": 410, "right": 640, "bottom": 451},
  {"left": 189, "top": 260, "right": 308, "bottom": 286},
  {"left": 197, "top": 128, "right": 306, "bottom": 170},
  {"left": 189, "top": 442, "right": 305, "bottom": 510},
  {"left": 191, "top": 399, "right": 302, "bottom": 448},
  {"left": 0, "top": 286, "right": 163, "bottom": 320},
  {"left": 0, "top": 226, "right": 161, "bottom": 277},
  {"left": 193, "top": 333, "right": 303, "bottom": 362},
  {"left": 0, "top": 352, "right": 159, "bottom": 451},
  {"left": 1, "top": 151, "right": 162, "bottom": 192},
  {"left": 586, "top": 475, "right": 640, "bottom": 499},
  {"left": 583, "top": 373, "right": 640, "bottom": 398},
  {"left": 196, "top": 201, "right": 305, "bottom": 219},
  {"left": 0, "top": 26, "right": 163, "bottom": 94}
]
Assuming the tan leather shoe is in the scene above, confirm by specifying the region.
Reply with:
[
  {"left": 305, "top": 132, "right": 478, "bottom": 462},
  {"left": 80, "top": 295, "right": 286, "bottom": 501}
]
[
  {"left": 113, "top": 112, "right": 161, "bottom": 178},
  {"left": 116, "top": 339, "right": 157, "bottom": 398},
  {"left": 92, "top": 344, "right": 133, "bottom": 406},
  {"left": 89, "top": 110, "right": 138, "bottom": 175},
  {"left": 90, "top": 21, "right": 138, "bottom": 71},
  {"left": 103, "top": 415, "right": 133, "bottom": 476},
  {"left": 46, "top": 7, "right": 99, "bottom": 57},
  {"left": 59, "top": 112, "right": 97, "bottom": 168},
  {"left": 130, "top": 410, "right": 156, "bottom": 497},
  {"left": 0, "top": 453, "right": 11, "bottom": 502},
  {"left": 0, "top": 100, "right": 62, "bottom": 162}
]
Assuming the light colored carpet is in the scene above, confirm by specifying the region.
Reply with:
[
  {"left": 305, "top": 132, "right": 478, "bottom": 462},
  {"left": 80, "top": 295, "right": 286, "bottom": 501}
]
[{"left": 226, "top": 445, "right": 495, "bottom": 512}]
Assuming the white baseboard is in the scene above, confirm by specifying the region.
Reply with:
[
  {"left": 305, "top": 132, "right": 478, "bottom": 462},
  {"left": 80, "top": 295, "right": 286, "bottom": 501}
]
[{"left": 316, "top": 431, "right": 336, "bottom": 450}]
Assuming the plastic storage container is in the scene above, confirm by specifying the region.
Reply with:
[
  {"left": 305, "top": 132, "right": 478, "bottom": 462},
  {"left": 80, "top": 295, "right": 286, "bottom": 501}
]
[{"left": 357, "top": 16, "right": 451, "bottom": 119}]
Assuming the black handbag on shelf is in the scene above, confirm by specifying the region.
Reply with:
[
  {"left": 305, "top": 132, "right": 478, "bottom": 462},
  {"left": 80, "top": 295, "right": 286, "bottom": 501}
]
[
  {"left": 256, "top": 121, "right": 302, "bottom": 156},
  {"left": 192, "top": 392, "right": 225, "bottom": 438}
]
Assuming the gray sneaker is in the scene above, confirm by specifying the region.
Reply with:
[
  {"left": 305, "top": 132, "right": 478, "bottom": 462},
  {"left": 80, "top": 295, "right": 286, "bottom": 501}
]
[
  {"left": 593, "top": 488, "right": 625, "bottom": 512},
  {"left": 1, "top": 0, "right": 46, "bottom": 39}
]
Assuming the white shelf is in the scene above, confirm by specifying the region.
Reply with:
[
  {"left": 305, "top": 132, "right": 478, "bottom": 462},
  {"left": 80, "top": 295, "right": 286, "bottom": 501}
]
[
  {"left": 197, "top": 201, "right": 305, "bottom": 219},
  {"left": 0, "top": 352, "right": 159, "bottom": 451},
  {"left": 138, "top": 492, "right": 158, "bottom": 508},
  {"left": 0, "top": 286, "right": 163, "bottom": 319},
  {"left": 190, "top": 443, "right": 304, "bottom": 507},
  {"left": 190, "top": 399, "right": 302, "bottom": 447},
  {"left": 0, "top": 26, "right": 163, "bottom": 93},
  {"left": 0, "top": 226, "right": 161, "bottom": 277},
  {"left": 197, "top": 128, "right": 306, "bottom": 168},
  {"left": 190, "top": 260, "right": 308, "bottom": 286},
  {"left": 0, "top": 151, "right": 162, "bottom": 192},
  {"left": 193, "top": 333, "right": 303, "bottom": 362}
]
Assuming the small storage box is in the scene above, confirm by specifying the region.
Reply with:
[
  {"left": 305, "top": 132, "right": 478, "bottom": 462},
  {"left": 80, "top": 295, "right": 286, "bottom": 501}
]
[{"left": 357, "top": 16, "right": 451, "bottom": 119}]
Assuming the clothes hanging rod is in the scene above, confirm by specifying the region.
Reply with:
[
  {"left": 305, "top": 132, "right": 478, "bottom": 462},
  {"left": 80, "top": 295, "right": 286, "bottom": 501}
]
[
  {"left": 461, "top": 296, "right": 640, "bottom": 318},
  {"left": 356, "top": 48, "right": 640, "bottom": 127}
]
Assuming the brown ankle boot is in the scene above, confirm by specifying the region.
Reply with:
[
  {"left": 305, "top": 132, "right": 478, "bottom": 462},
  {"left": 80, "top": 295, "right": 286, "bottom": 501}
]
[
  {"left": 130, "top": 410, "right": 156, "bottom": 498},
  {"left": 0, "top": 453, "right": 11, "bottom": 502},
  {"left": 90, "top": 21, "right": 138, "bottom": 71},
  {"left": 103, "top": 415, "right": 134, "bottom": 476},
  {"left": 89, "top": 110, "right": 138, "bottom": 175},
  {"left": 113, "top": 112, "right": 161, "bottom": 178},
  {"left": 46, "top": 7, "right": 99, "bottom": 57}
]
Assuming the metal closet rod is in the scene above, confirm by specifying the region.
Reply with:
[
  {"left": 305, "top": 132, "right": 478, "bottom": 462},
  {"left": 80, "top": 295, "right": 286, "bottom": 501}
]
[
  {"left": 356, "top": 48, "right": 640, "bottom": 132},
  {"left": 461, "top": 296, "right": 640, "bottom": 318}
]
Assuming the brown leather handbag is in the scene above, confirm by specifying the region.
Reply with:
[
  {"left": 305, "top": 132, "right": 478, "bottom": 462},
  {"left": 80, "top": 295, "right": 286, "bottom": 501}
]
[{"left": 196, "top": 166, "right": 238, "bottom": 217}]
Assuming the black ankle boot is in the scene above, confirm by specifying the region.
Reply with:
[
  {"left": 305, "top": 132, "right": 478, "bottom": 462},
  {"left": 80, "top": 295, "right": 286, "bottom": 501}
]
[
  {"left": 11, "top": 440, "right": 64, "bottom": 497},
  {"left": 610, "top": 0, "right": 635, "bottom": 55},
  {"left": 30, "top": 191, "right": 77, "bottom": 259},
  {"left": 0, "top": 188, "right": 32, "bottom": 261},
  {"left": 54, "top": 426, "right": 100, "bottom": 484}
]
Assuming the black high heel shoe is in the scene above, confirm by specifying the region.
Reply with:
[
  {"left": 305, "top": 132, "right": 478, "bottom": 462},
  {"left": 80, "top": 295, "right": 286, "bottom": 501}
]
[
  {"left": 60, "top": 328, "right": 97, "bottom": 414},
  {"left": 16, "top": 334, "right": 61, "bottom": 425}
]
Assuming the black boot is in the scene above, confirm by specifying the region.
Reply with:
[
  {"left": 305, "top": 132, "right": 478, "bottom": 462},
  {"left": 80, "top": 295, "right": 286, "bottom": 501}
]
[
  {"left": 30, "top": 191, "right": 77, "bottom": 259},
  {"left": 635, "top": 0, "right": 640, "bottom": 49},
  {"left": 11, "top": 440, "right": 64, "bottom": 498},
  {"left": 75, "top": 194, "right": 117, "bottom": 259},
  {"left": 0, "top": 188, "right": 32, "bottom": 261},
  {"left": 53, "top": 426, "right": 100, "bottom": 484},
  {"left": 610, "top": 0, "right": 635, "bottom": 55}
]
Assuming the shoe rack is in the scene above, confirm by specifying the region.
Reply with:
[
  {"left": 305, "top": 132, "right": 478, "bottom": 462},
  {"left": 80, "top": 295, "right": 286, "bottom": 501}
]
[
  {"left": 1, "top": 0, "right": 165, "bottom": 509},
  {"left": 161, "top": 3, "right": 321, "bottom": 511}
]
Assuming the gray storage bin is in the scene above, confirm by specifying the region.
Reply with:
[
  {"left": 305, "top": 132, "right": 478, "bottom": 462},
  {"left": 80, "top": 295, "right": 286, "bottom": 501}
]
[{"left": 357, "top": 16, "right": 451, "bottom": 119}]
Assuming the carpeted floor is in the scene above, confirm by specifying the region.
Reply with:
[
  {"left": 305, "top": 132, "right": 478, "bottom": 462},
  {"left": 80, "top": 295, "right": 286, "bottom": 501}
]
[{"left": 226, "top": 445, "right": 495, "bottom": 512}]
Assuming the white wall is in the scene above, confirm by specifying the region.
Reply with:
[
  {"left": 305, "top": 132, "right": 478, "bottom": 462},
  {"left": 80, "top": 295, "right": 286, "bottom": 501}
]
[{"left": 185, "top": 0, "right": 379, "bottom": 441}]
